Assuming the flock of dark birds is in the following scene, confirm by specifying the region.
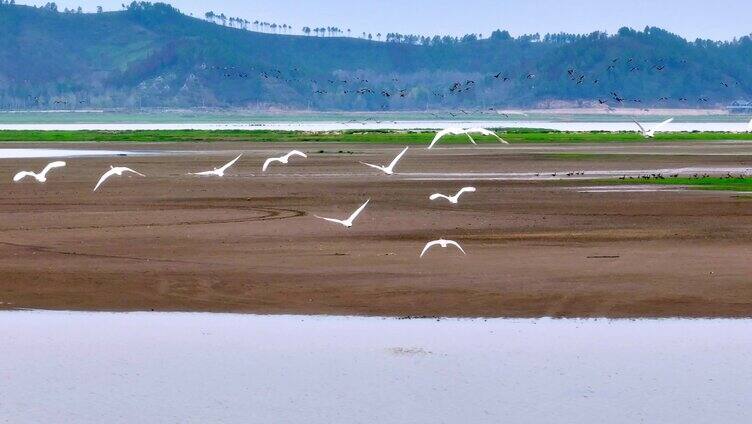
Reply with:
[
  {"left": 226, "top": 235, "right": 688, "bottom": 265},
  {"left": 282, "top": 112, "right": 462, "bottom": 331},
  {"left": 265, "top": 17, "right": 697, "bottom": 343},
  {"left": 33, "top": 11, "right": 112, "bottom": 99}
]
[
  {"left": 196, "top": 55, "right": 742, "bottom": 114},
  {"left": 618, "top": 173, "right": 748, "bottom": 181},
  {"left": 13, "top": 53, "right": 745, "bottom": 113}
]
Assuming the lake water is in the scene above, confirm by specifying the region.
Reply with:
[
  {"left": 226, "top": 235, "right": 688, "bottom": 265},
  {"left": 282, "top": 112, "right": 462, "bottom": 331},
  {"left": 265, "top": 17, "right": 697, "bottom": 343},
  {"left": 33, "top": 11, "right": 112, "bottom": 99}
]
[
  {"left": 0, "top": 120, "right": 750, "bottom": 132},
  {"left": 0, "top": 148, "right": 148, "bottom": 159},
  {"left": 1, "top": 311, "right": 749, "bottom": 423}
]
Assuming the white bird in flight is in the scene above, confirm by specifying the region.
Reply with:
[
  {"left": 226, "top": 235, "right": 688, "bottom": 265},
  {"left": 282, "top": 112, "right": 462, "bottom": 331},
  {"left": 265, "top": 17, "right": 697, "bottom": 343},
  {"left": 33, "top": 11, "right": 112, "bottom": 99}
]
[
  {"left": 428, "top": 127, "right": 476, "bottom": 149},
  {"left": 13, "top": 161, "right": 66, "bottom": 183},
  {"left": 429, "top": 186, "right": 476, "bottom": 204},
  {"left": 428, "top": 127, "right": 475, "bottom": 149},
  {"left": 262, "top": 150, "right": 307, "bottom": 172},
  {"left": 465, "top": 127, "right": 508, "bottom": 144},
  {"left": 190, "top": 154, "right": 242, "bottom": 177},
  {"left": 314, "top": 199, "right": 370, "bottom": 228},
  {"left": 420, "top": 238, "right": 466, "bottom": 258},
  {"left": 93, "top": 166, "right": 145, "bottom": 192},
  {"left": 429, "top": 127, "right": 506, "bottom": 148},
  {"left": 633, "top": 118, "right": 673, "bottom": 138},
  {"left": 359, "top": 146, "right": 409, "bottom": 175}
]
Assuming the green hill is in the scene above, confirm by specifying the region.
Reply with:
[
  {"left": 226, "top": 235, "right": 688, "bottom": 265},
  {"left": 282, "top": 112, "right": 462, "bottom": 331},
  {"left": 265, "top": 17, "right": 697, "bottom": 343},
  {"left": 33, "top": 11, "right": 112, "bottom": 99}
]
[{"left": 1, "top": 1, "right": 750, "bottom": 110}]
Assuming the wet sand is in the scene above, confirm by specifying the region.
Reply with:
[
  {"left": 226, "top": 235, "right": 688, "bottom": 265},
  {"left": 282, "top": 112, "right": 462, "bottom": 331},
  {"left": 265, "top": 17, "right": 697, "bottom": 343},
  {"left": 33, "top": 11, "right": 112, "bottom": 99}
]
[{"left": 1, "top": 141, "right": 752, "bottom": 317}]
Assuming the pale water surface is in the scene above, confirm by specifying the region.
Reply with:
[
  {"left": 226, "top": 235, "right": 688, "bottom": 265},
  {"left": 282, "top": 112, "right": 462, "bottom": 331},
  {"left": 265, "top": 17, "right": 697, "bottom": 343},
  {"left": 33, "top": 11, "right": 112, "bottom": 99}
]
[
  {"left": 0, "top": 120, "right": 750, "bottom": 132},
  {"left": 0, "top": 311, "right": 749, "bottom": 423},
  {"left": 0, "top": 149, "right": 149, "bottom": 159}
]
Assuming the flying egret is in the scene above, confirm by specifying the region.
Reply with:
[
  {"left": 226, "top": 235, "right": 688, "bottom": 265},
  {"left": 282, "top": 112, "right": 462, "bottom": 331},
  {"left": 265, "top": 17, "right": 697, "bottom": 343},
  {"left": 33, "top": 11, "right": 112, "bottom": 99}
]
[
  {"left": 420, "top": 239, "right": 466, "bottom": 258},
  {"left": 190, "top": 154, "right": 242, "bottom": 177},
  {"left": 429, "top": 187, "right": 476, "bottom": 204},
  {"left": 262, "top": 150, "right": 307, "bottom": 172},
  {"left": 13, "top": 161, "right": 66, "bottom": 183},
  {"left": 428, "top": 127, "right": 475, "bottom": 149},
  {"left": 359, "top": 146, "right": 409, "bottom": 175},
  {"left": 314, "top": 199, "right": 370, "bottom": 228},
  {"left": 93, "top": 166, "right": 145, "bottom": 192},
  {"left": 633, "top": 118, "right": 673, "bottom": 138},
  {"left": 465, "top": 127, "right": 508, "bottom": 144}
]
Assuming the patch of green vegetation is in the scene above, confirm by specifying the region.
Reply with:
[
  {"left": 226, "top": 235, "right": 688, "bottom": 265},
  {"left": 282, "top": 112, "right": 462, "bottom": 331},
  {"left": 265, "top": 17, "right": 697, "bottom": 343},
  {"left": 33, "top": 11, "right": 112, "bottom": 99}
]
[
  {"left": 611, "top": 176, "right": 752, "bottom": 192},
  {"left": 2, "top": 129, "right": 752, "bottom": 144}
]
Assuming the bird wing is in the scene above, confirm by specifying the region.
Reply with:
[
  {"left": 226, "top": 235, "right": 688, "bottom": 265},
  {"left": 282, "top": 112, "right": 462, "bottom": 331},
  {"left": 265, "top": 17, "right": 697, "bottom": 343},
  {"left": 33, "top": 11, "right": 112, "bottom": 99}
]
[
  {"left": 495, "top": 134, "right": 509, "bottom": 144},
  {"left": 122, "top": 167, "right": 145, "bottom": 177},
  {"left": 457, "top": 187, "right": 477, "bottom": 197},
  {"left": 632, "top": 120, "right": 646, "bottom": 133},
  {"left": 469, "top": 128, "right": 507, "bottom": 143},
  {"left": 420, "top": 240, "right": 440, "bottom": 257},
  {"left": 192, "top": 170, "right": 218, "bottom": 176},
  {"left": 478, "top": 129, "right": 508, "bottom": 144},
  {"left": 262, "top": 157, "right": 280, "bottom": 172},
  {"left": 466, "top": 127, "right": 489, "bottom": 135},
  {"left": 653, "top": 118, "right": 674, "bottom": 132},
  {"left": 465, "top": 132, "right": 477, "bottom": 145},
  {"left": 446, "top": 240, "right": 466, "bottom": 254},
  {"left": 12, "top": 171, "right": 33, "bottom": 182},
  {"left": 287, "top": 150, "right": 307, "bottom": 159},
  {"left": 359, "top": 161, "right": 386, "bottom": 172},
  {"left": 40, "top": 161, "right": 66, "bottom": 176},
  {"left": 386, "top": 146, "right": 409, "bottom": 170},
  {"left": 314, "top": 215, "right": 347, "bottom": 226},
  {"left": 346, "top": 199, "right": 370, "bottom": 223},
  {"left": 429, "top": 193, "right": 450, "bottom": 201},
  {"left": 218, "top": 154, "right": 242, "bottom": 172},
  {"left": 93, "top": 169, "right": 116, "bottom": 191},
  {"left": 429, "top": 129, "right": 449, "bottom": 149}
]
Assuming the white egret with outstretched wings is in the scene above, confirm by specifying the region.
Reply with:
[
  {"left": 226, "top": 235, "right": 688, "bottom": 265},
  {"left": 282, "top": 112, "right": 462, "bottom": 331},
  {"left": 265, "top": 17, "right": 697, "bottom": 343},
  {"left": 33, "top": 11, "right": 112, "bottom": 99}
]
[
  {"left": 429, "top": 187, "right": 476, "bottom": 204},
  {"left": 190, "top": 154, "right": 242, "bottom": 177},
  {"left": 359, "top": 146, "right": 409, "bottom": 175},
  {"left": 314, "top": 199, "right": 370, "bottom": 228},
  {"left": 13, "top": 161, "right": 66, "bottom": 183},
  {"left": 262, "top": 150, "right": 307, "bottom": 172},
  {"left": 93, "top": 166, "right": 145, "bottom": 192},
  {"left": 428, "top": 127, "right": 475, "bottom": 149},
  {"left": 465, "top": 127, "right": 508, "bottom": 144},
  {"left": 420, "top": 239, "right": 466, "bottom": 258},
  {"left": 633, "top": 118, "right": 673, "bottom": 138}
]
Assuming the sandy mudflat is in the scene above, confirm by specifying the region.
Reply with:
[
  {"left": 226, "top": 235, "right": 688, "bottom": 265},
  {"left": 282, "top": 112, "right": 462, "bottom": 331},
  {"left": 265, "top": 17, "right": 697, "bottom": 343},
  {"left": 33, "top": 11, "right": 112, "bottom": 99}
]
[{"left": 0, "top": 141, "right": 751, "bottom": 317}]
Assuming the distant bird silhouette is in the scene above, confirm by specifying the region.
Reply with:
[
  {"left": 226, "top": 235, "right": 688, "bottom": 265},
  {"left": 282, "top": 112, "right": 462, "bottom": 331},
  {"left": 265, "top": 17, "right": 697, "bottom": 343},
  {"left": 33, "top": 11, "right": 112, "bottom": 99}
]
[
  {"left": 93, "top": 166, "right": 145, "bottom": 192},
  {"left": 429, "top": 187, "right": 476, "bottom": 204},
  {"left": 465, "top": 127, "right": 508, "bottom": 144},
  {"left": 633, "top": 118, "right": 674, "bottom": 138},
  {"left": 359, "top": 146, "right": 409, "bottom": 175},
  {"left": 314, "top": 199, "right": 370, "bottom": 228},
  {"left": 262, "top": 150, "right": 307, "bottom": 172},
  {"left": 420, "top": 239, "right": 466, "bottom": 258},
  {"left": 190, "top": 154, "right": 242, "bottom": 177},
  {"left": 429, "top": 127, "right": 475, "bottom": 149}
]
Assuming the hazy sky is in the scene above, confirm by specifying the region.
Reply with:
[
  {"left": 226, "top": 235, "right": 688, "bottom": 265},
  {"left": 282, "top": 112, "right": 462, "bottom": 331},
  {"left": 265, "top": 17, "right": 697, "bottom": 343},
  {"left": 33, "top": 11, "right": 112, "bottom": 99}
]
[{"left": 19, "top": 0, "right": 752, "bottom": 41}]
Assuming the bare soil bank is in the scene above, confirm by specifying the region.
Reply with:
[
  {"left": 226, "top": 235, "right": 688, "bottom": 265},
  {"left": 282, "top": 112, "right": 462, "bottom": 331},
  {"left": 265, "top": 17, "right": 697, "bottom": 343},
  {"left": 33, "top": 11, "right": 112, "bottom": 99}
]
[{"left": 0, "top": 142, "right": 750, "bottom": 317}]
